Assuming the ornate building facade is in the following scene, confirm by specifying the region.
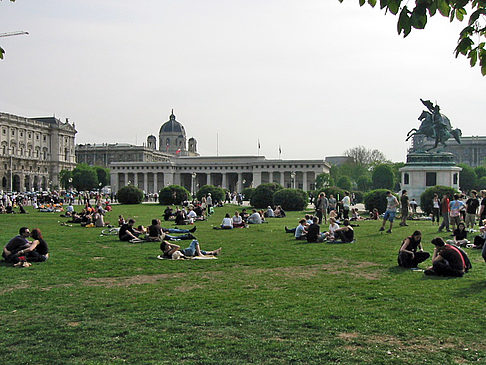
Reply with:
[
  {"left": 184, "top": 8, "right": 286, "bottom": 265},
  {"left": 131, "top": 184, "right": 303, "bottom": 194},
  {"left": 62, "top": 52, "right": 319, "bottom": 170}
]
[
  {"left": 0, "top": 112, "right": 77, "bottom": 192},
  {"left": 410, "top": 135, "right": 486, "bottom": 167}
]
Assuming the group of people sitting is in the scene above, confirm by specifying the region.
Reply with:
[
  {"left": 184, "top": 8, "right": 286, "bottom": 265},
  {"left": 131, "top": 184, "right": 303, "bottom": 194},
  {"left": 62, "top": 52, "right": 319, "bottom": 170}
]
[
  {"left": 215, "top": 207, "right": 285, "bottom": 229},
  {"left": 2, "top": 227, "right": 49, "bottom": 266},
  {"left": 163, "top": 205, "right": 207, "bottom": 224},
  {"left": 118, "top": 218, "right": 197, "bottom": 243},
  {"left": 285, "top": 214, "right": 355, "bottom": 243},
  {"left": 65, "top": 203, "right": 110, "bottom": 228},
  {"left": 398, "top": 230, "right": 475, "bottom": 277}
]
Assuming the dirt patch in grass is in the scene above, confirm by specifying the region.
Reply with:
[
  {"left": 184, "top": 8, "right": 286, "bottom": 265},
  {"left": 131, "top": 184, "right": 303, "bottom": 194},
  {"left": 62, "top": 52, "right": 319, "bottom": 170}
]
[
  {"left": 0, "top": 282, "right": 30, "bottom": 294},
  {"left": 67, "top": 322, "right": 80, "bottom": 327},
  {"left": 83, "top": 273, "right": 187, "bottom": 287},
  {"left": 338, "top": 332, "right": 359, "bottom": 340}
]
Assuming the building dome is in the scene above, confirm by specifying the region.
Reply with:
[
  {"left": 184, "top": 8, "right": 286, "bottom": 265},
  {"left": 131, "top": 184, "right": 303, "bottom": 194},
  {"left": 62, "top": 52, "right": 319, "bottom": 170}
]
[{"left": 159, "top": 110, "right": 185, "bottom": 135}]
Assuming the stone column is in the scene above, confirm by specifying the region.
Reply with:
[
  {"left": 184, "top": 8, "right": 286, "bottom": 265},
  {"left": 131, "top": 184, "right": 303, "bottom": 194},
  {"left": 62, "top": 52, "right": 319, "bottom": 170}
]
[
  {"left": 280, "top": 171, "right": 284, "bottom": 186},
  {"left": 144, "top": 173, "right": 148, "bottom": 193},
  {"left": 303, "top": 171, "right": 308, "bottom": 191},
  {"left": 134, "top": 172, "right": 138, "bottom": 187},
  {"left": 154, "top": 172, "right": 158, "bottom": 193},
  {"left": 269, "top": 171, "right": 274, "bottom": 184},
  {"left": 124, "top": 173, "right": 129, "bottom": 186},
  {"left": 237, "top": 172, "right": 243, "bottom": 192},
  {"left": 253, "top": 171, "right": 262, "bottom": 187},
  {"left": 222, "top": 173, "right": 227, "bottom": 189}
]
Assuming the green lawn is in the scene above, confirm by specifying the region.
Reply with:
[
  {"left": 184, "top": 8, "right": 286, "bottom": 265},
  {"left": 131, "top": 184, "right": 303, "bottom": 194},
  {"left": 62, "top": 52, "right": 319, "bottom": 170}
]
[{"left": 1, "top": 204, "right": 485, "bottom": 364}]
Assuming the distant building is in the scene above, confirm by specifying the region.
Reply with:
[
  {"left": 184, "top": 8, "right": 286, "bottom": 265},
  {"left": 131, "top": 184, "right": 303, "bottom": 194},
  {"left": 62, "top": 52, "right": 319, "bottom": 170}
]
[
  {"left": 410, "top": 135, "right": 486, "bottom": 167},
  {"left": 0, "top": 112, "right": 77, "bottom": 192}
]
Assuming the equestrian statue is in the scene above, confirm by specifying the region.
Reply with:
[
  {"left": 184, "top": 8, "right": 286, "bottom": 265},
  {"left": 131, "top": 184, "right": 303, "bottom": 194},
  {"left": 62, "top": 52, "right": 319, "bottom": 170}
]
[{"left": 406, "top": 99, "right": 462, "bottom": 151}]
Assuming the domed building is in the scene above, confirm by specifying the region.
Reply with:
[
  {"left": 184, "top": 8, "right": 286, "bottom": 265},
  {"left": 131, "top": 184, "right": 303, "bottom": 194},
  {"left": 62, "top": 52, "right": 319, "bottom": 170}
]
[{"left": 158, "top": 110, "right": 198, "bottom": 156}]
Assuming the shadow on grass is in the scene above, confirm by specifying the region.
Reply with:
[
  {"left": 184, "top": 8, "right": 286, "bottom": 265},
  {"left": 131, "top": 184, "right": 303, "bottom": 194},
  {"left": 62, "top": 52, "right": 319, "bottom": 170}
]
[{"left": 455, "top": 280, "right": 486, "bottom": 295}]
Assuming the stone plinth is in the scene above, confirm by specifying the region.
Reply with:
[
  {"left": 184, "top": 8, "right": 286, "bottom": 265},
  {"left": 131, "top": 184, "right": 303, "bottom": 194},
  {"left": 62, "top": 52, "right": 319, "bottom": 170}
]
[{"left": 399, "top": 152, "right": 462, "bottom": 204}]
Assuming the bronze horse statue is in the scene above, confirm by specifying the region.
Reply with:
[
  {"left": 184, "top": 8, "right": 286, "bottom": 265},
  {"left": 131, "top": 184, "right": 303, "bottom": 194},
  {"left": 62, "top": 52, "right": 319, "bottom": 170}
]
[{"left": 406, "top": 99, "right": 461, "bottom": 151}]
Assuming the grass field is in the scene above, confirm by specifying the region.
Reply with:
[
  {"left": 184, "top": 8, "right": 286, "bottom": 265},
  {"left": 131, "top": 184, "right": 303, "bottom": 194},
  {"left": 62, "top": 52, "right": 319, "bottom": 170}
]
[{"left": 1, "top": 204, "right": 486, "bottom": 364}]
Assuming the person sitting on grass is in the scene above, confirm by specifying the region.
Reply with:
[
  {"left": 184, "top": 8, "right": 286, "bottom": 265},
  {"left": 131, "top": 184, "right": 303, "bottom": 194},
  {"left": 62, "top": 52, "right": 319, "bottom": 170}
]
[
  {"left": 450, "top": 222, "right": 469, "bottom": 247},
  {"left": 367, "top": 208, "right": 379, "bottom": 220},
  {"left": 163, "top": 206, "right": 174, "bottom": 221},
  {"left": 2, "top": 227, "right": 31, "bottom": 264},
  {"left": 307, "top": 217, "right": 325, "bottom": 243},
  {"left": 472, "top": 220, "right": 486, "bottom": 249},
  {"left": 294, "top": 219, "right": 308, "bottom": 240},
  {"left": 216, "top": 213, "right": 233, "bottom": 229},
  {"left": 119, "top": 219, "right": 143, "bottom": 242},
  {"left": 159, "top": 240, "right": 222, "bottom": 259},
  {"left": 147, "top": 219, "right": 195, "bottom": 241},
  {"left": 240, "top": 208, "right": 250, "bottom": 222},
  {"left": 323, "top": 217, "right": 339, "bottom": 241},
  {"left": 424, "top": 237, "right": 471, "bottom": 277},
  {"left": 330, "top": 219, "right": 355, "bottom": 243},
  {"left": 273, "top": 205, "right": 286, "bottom": 218},
  {"left": 118, "top": 215, "right": 126, "bottom": 226},
  {"left": 247, "top": 209, "right": 262, "bottom": 224},
  {"left": 265, "top": 206, "right": 275, "bottom": 218},
  {"left": 17, "top": 228, "right": 49, "bottom": 262},
  {"left": 398, "top": 230, "right": 430, "bottom": 268},
  {"left": 350, "top": 208, "right": 363, "bottom": 221},
  {"left": 232, "top": 211, "right": 246, "bottom": 228}
]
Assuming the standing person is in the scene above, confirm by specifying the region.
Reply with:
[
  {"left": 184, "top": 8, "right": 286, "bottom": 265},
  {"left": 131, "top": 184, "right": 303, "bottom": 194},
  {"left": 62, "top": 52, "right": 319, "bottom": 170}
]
[
  {"left": 315, "top": 192, "right": 329, "bottom": 224},
  {"left": 397, "top": 230, "right": 430, "bottom": 268},
  {"left": 465, "top": 190, "right": 480, "bottom": 229},
  {"left": 328, "top": 194, "right": 337, "bottom": 214},
  {"left": 449, "top": 194, "right": 465, "bottom": 232},
  {"left": 431, "top": 193, "right": 440, "bottom": 225},
  {"left": 478, "top": 190, "right": 486, "bottom": 223},
  {"left": 206, "top": 193, "right": 213, "bottom": 208},
  {"left": 342, "top": 191, "right": 351, "bottom": 220},
  {"left": 438, "top": 194, "right": 451, "bottom": 232},
  {"left": 379, "top": 191, "right": 399, "bottom": 233},
  {"left": 399, "top": 190, "right": 410, "bottom": 227}
]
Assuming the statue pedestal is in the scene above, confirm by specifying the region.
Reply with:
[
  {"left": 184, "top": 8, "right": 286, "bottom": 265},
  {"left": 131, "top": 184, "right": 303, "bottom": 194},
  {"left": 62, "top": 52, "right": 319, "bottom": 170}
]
[{"left": 399, "top": 152, "right": 462, "bottom": 204}]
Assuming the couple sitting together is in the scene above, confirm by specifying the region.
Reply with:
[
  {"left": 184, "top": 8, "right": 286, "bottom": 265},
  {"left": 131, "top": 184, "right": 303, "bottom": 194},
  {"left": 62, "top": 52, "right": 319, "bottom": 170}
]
[
  {"left": 398, "top": 230, "right": 473, "bottom": 277},
  {"left": 286, "top": 217, "right": 355, "bottom": 243},
  {"left": 2, "top": 227, "right": 49, "bottom": 266},
  {"left": 119, "top": 218, "right": 196, "bottom": 243}
]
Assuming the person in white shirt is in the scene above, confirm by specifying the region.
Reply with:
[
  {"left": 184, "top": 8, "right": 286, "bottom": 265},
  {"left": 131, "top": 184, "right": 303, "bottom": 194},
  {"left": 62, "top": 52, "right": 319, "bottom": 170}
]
[
  {"left": 186, "top": 206, "right": 197, "bottom": 224},
  {"left": 221, "top": 213, "right": 233, "bottom": 229},
  {"left": 325, "top": 217, "right": 340, "bottom": 241},
  {"left": 342, "top": 192, "right": 351, "bottom": 219},
  {"left": 232, "top": 211, "right": 245, "bottom": 228}
]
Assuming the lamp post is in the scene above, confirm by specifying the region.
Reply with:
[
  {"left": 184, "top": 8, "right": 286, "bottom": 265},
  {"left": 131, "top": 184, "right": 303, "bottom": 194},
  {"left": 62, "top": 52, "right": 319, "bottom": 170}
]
[
  {"left": 191, "top": 172, "right": 197, "bottom": 197},
  {"left": 290, "top": 172, "right": 296, "bottom": 189}
]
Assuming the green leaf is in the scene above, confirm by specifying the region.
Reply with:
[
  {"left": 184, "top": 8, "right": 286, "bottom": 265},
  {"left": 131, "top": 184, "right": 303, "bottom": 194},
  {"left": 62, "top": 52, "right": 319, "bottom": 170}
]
[
  {"left": 450, "top": 8, "right": 456, "bottom": 22},
  {"left": 387, "top": 0, "right": 402, "bottom": 15},
  {"left": 411, "top": 5, "right": 428, "bottom": 29},
  {"left": 380, "top": 0, "right": 389, "bottom": 9},
  {"left": 368, "top": 0, "right": 377, "bottom": 7},
  {"left": 360, "top": 0, "right": 366, "bottom": 6},
  {"left": 455, "top": 7, "right": 466, "bottom": 21},
  {"left": 0, "top": 47, "right": 4, "bottom": 60},
  {"left": 469, "top": 49, "right": 478, "bottom": 66},
  {"left": 437, "top": 0, "right": 451, "bottom": 17},
  {"left": 398, "top": 6, "right": 412, "bottom": 36},
  {"left": 427, "top": 1, "right": 437, "bottom": 16}
]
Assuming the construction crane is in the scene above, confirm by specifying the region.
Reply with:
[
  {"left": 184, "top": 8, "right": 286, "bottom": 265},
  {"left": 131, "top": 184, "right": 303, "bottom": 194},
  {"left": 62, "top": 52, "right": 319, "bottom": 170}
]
[{"left": 0, "top": 31, "right": 29, "bottom": 38}]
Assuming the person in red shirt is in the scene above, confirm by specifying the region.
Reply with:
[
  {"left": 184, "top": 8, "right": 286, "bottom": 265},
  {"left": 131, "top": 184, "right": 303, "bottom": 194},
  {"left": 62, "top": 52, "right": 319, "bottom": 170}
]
[
  {"left": 425, "top": 237, "right": 470, "bottom": 277},
  {"left": 438, "top": 194, "right": 451, "bottom": 232}
]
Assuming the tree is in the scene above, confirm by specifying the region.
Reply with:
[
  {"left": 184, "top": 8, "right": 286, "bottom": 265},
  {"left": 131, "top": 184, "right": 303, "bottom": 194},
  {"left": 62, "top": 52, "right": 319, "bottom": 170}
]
[
  {"left": 95, "top": 166, "right": 110, "bottom": 187},
  {"left": 337, "top": 176, "right": 352, "bottom": 191},
  {"left": 458, "top": 163, "right": 477, "bottom": 191},
  {"left": 477, "top": 176, "right": 486, "bottom": 190},
  {"left": 71, "top": 164, "right": 98, "bottom": 191},
  {"left": 356, "top": 175, "right": 372, "bottom": 191},
  {"left": 338, "top": 0, "right": 486, "bottom": 75},
  {"left": 315, "top": 173, "right": 332, "bottom": 191},
  {"left": 344, "top": 146, "right": 388, "bottom": 167},
  {"left": 371, "top": 164, "right": 395, "bottom": 190},
  {"left": 475, "top": 166, "right": 486, "bottom": 179},
  {"left": 59, "top": 169, "right": 72, "bottom": 189}
]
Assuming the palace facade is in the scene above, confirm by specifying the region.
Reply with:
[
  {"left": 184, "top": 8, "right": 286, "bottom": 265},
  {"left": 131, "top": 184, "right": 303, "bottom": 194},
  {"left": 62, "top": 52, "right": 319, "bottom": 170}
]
[{"left": 0, "top": 112, "right": 77, "bottom": 192}]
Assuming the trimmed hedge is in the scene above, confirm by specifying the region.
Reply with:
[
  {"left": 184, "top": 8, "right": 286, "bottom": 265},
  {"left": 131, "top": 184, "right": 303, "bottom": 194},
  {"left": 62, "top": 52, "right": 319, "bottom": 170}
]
[
  {"left": 364, "top": 189, "right": 398, "bottom": 214},
  {"left": 158, "top": 185, "right": 190, "bottom": 205},
  {"left": 420, "top": 186, "right": 458, "bottom": 215},
  {"left": 242, "top": 187, "right": 255, "bottom": 201},
  {"left": 196, "top": 185, "right": 225, "bottom": 202},
  {"left": 250, "top": 183, "right": 282, "bottom": 209},
  {"left": 117, "top": 185, "right": 144, "bottom": 204},
  {"left": 273, "top": 188, "right": 308, "bottom": 211}
]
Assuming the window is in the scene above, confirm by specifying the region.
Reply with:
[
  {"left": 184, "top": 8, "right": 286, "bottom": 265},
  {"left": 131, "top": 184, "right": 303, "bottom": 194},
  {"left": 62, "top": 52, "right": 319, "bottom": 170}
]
[
  {"left": 43, "top": 135, "right": 47, "bottom": 141},
  {"left": 453, "top": 173, "right": 458, "bottom": 185},
  {"left": 2, "top": 129, "right": 5, "bottom": 135},
  {"left": 36, "top": 134, "right": 39, "bottom": 140},
  {"left": 28, "top": 133, "right": 31, "bottom": 138},
  {"left": 12, "top": 130, "right": 15, "bottom": 136},
  {"left": 404, "top": 173, "right": 409, "bottom": 185},
  {"left": 20, "top": 131, "right": 23, "bottom": 137},
  {"left": 426, "top": 172, "right": 436, "bottom": 187}
]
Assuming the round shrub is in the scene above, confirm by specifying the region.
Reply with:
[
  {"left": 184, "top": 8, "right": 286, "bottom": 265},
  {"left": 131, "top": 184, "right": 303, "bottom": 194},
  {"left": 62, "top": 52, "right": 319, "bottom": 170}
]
[
  {"left": 196, "top": 185, "right": 225, "bottom": 202},
  {"left": 273, "top": 188, "right": 308, "bottom": 211},
  {"left": 242, "top": 187, "right": 255, "bottom": 201},
  {"left": 364, "top": 189, "right": 397, "bottom": 214},
  {"left": 420, "top": 186, "right": 458, "bottom": 215},
  {"left": 117, "top": 185, "right": 144, "bottom": 204},
  {"left": 158, "top": 185, "right": 190, "bottom": 205},
  {"left": 250, "top": 183, "right": 283, "bottom": 209}
]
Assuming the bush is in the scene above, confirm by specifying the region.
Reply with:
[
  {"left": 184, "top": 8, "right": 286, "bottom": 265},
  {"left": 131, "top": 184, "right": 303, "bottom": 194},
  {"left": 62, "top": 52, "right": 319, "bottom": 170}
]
[
  {"left": 117, "top": 185, "right": 144, "bottom": 204},
  {"left": 356, "top": 175, "right": 372, "bottom": 192},
  {"left": 477, "top": 176, "right": 486, "bottom": 191},
  {"left": 250, "top": 183, "right": 282, "bottom": 209},
  {"left": 364, "top": 189, "right": 397, "bottom": 214},
  {"left": 273, "top": 189, "right": 308, "bottom": 211},
  {"left": 351, "top": 191, "right": 364, "bottom": 204},
  {"left": 196, "top": 185, "right": 225, "bottom": 202},
  {"left": 372, "top": 164, "right": 394, "bottom": 189},
  {"left": 242, "top": 187, "right": 255, "bottom": 201},
  {"left": 158, "top": 185, "right": 190, "bottom": 205},
  {"left": 336, "top": 176, "right": 352, "bottom": 191},
  {"left": 458, "top": 164, "right": 477, "bottom": 192},
  {"left": 420, "top": 186, "right": 458, "bottom": 215}
]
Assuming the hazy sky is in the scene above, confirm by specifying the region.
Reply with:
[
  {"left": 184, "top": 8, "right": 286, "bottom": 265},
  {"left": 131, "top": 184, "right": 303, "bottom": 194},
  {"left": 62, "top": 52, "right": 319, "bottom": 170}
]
[{"left": 1, "top": 0, "right": 484, "bottom": 162}]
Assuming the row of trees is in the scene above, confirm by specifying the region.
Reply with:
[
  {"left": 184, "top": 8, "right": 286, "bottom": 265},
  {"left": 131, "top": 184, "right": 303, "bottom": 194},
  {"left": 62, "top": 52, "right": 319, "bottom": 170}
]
[{"left": 59, "top": 164, "right": 110, "bottom": 191}]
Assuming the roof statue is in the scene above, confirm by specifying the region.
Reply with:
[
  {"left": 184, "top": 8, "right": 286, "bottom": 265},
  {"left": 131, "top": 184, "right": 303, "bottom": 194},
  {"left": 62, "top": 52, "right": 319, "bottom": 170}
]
[{"left": 406, "top": 99, "right": 462, "bottom": 151}]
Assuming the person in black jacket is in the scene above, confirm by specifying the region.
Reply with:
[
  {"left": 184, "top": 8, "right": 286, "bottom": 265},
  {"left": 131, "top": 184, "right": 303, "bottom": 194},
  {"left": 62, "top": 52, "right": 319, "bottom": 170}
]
[{"left": 398, "top": 231, "right": 430, "bottom": 268}]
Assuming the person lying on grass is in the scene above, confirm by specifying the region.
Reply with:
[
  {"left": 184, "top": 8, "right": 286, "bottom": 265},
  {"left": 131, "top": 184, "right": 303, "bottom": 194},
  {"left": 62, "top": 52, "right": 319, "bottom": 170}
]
[
  {"left": 119, "top": 219, "right": 143, "bottom": 242},
  {"left": 160, "top": 240, "right": 222, "bottom": 259},
  {"left": 16, "top": 228, "right": 49, "bottom": 262},
  {"left": 329, "top": 219, "right": 355, "bottom": 243},
  {"left": 397, "top": 230, "right": 430, "bottom": 269},
  {"left": 424, "top": 237, "right": 471, "bottom": 277},
  {"left": 2, "top": 227, "right": 32, "bottom": 264},
  {"left": 146, "top": 219, "right": 196, "bottom": 241}
]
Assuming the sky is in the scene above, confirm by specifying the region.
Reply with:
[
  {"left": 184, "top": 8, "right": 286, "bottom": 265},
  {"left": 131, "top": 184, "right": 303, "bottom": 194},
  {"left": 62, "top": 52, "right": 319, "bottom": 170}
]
[{"left": 0, "top": 0, "right": 484, "bottom": 162}]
